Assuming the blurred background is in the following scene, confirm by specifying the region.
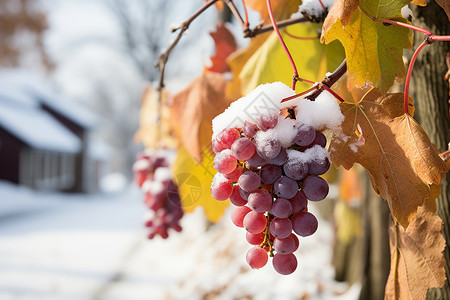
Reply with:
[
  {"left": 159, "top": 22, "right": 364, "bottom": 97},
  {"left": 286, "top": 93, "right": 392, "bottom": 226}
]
[{"left": 0, "top": 1, "right": 370, "bottom": 299}]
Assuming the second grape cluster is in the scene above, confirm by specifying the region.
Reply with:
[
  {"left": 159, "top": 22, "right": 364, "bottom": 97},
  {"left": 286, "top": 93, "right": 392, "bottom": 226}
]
[{"left": 211, "top": 114, "right": 330, "bottom": 275}]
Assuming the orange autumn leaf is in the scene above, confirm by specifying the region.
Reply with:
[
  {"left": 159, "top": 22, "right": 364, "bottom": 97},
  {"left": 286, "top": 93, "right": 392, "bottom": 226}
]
[
  {"left": 322, "top": 0, "right": 359, "bottom": 28},
  {"left": 134, "top": 86, "right": 178, "bottom": 149},
  {"left": 169, "top": 72, "right": 232, "bottom": 161},
  {"left": 246, "top": 0, "right": 301, "bottom": 20},
  {"left": 330, "top": 89, "right": 448, "bottom": 228},
  {"left": 339, "top": 167, "right": 364, "bottom": 205},
  {"left": 410, "top": 0, "right": 427, "bottom": 6},
  {"left": 206, "top": 23, "right": 237, "bottom": 73},
  {"left": 385, "top": 200, "right": 446, "bottom": 299}
]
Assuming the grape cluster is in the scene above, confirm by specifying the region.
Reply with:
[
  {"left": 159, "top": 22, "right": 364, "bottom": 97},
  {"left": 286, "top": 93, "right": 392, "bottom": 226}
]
[
  {"left": 211, "top": 116, "right": 329, "bottom": 275},
  {"left": 133, "top": 150, "right": 183, "bottom": 239}
]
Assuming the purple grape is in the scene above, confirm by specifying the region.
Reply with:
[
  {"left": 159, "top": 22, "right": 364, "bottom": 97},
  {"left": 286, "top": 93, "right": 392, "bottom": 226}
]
[
  {"left": 267, "top": 147, "right": 288, "bottom": 165},
  {"left": 291, "top": 211, "right": 318, "bottom": 237},
  {"left": 247, "top": 151, "right": 266, "bottom": 168},
  {"left": 272, "top": 253, "right": 297, "bottom": 275},
  {"left": 269, "top": 217, "right": 293, "bottom": 239},
  {"left": 283, "top": 159, "right": 308, "bottom": 180},
  {"left": 243, "top": 121, "right": 259, "bottom": 138},
  {"left": 289, "top": 191, "right": 307, "bottom": 214},
  {"left": 260, "top": 164, "right": 282, "bottom": 184},
  {"left": 273, "top": 235, "right": 297, "bottom": 254},
  {"left": 294, "top": 124, "right": 316, "bottom": 146},
  {"left": 248, "top": 190, "right": 273, "bottom": 213},
  {"left": 273, "top": 176, "right": 298, "bottom": 199},
  {"left": 240, "top": 187, "right": 251, "bottom": 200},
  {"left": 256, "top": 139, "right": 281, "bottom": 160},
  {"left": 301, "top": 175, "right": 329, "bottom": 201},
  {"left": 271, "top": 198, "right": 292, "bottom": 218},
  {"left": 238, "top": 171, "right": 261, "bottom": 192},
  {"left": 231, "top": 138, "right": 256, "bottom": 161},
  {"left": 304, "top": 131, "right": 327, "bottom": 148},
  {"left": 308, "top": 157, "right": 330, "bottom": 175}
]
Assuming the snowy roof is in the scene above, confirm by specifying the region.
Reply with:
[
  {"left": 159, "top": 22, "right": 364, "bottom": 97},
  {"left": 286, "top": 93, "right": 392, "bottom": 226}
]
[
  {"left": 0, "top": 69, "right": 97, "bottom": 129},
  {"left": 0, "top": 102, "right": 82, "bottom": 153},
  {"left": 88, "top": 139, "right": 114, "bottom": 160}
]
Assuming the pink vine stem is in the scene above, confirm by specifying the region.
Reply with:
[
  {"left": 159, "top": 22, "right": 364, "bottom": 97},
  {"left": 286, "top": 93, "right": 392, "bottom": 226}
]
[
  {"left": 404, "top": 40, "right": 427, "bottom": 115},
  {"left": 266, "top": 0, "right": 314, "bottom": 90},
  {"left": 241, "top": 0, "right": 249, "bottom": 26},
  {"left": 318, "top": 0, "right": 326, "bottom": 12}
]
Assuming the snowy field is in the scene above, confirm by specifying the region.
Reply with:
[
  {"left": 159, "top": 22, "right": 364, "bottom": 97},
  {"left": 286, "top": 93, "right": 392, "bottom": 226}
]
[{"left": 0, "top": 180, "right": 359, "bottom": 300}]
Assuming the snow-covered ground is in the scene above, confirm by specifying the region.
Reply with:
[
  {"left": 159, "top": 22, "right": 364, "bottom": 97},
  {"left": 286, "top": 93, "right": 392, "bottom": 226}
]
[{"left": 0, "top": 180, "right": 359, "bottom": 300}]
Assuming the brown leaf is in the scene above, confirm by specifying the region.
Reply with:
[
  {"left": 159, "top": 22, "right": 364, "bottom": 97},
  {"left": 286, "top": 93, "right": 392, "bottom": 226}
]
[
  {"left": 169, "top": 72, "right": 232, "bottom": 161},
  {"left": 330, "top": 89, "right": 448, "bottom": 227},
  {"left": 385, "top": 201, "right": 446, "bottom": 299},
  {"left": 339, "top": 167, "right": 364, "bottom": 205},
  {"left": 206, "top": 23, "right": 237, "bottom": 74},
  {"left": 436, "top": 0, "right": 450, "bottom": 21},
  {"left": 134, "top": 86, "right": 178, "bottom": 149},
  {"left": 322, "top": 0, "right": 359, "bottom": 36}
]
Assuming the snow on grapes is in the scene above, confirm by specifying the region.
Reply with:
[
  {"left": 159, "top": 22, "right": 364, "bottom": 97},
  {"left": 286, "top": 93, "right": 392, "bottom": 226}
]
[{"left": 210, "top": 82, "right": 344, "bottom": 275}]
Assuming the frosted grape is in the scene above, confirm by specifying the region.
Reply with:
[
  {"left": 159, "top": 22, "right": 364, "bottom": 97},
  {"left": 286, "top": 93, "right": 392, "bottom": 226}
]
[
  {"left": 272, "top": 253, "right": 297, "bottom": 275},
  {"left": 248, "top": 190, "right": 273, "bottom": 213},
  {"left": 246, "top": 247, "right": 268, "bottom": 269},
  {"left": 247, "top": 152, "right": 266, "bottom": 168},
  {"left": 273, "top": 235, "right": 297, "bottom": 254},
  {"left": 216, "top": 128, "right": 240, "bottom": 149},
  {"left": 238, "top": 171, "right": 261, "bottom": 192},
  {"left": 308, "top": 157, "right": 330, "bottom": 175},
  {"left": 243, "top": 121, "right": 258, "bottom": 138},
  {"left": 231, "top": 206, "right": 252, "bottom": 228},
  {"left": 274, "top": 176, "right": 298, "bottom": 199},
  {"left": 271, "top": 198, "right": 292, "bottom": 218},
  {"left": 292, "top": 211, "right": 318, "bottom": 237},
  {"left": 267, "top": 147, "right": 288, "bottom": 165},
  {"left": 294, "top": 124, "right": 316, "bottom": 146},
  {"left": 243, "top": 211, "right": 267, "bottom": 234},
  {"left": 269, "top": 217, "right": 293, "bottom": 239},
  {"left": 259, "top": 164, "right": 282, "bottom": 184},
  {"left": 255, "top": 114, "right": 278, "bottom": 131},
  {"left": 256, "top": 139, "right": 281, "bottom": 160},
  {"left": 283, "top": 159, "right": 308, "bottom": 180},
  {"left": 230, "top": 185, "right": 247, "bottom": 206},
  {"left": 213, "top": 149, "right": 237, "bottom": 174},
  {"left": 210, "top": 174, "right": 233, "bottom": 201},
  {"left": 302, "top": 175, "right": 329, "bottom": 201},
  {"left": 224, "top": 165, "right": 243, "bottom": 182},
  {"left": 231, "top": 137, "right": 256, "bottom": 161}
]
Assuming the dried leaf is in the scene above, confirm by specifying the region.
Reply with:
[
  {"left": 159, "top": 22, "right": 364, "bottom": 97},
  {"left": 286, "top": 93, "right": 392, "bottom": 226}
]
[
  {"left": 385, "top": 201, "right": 446, "bottom": 299},
  {"left": 330, "top": 89, "right": 448, "bottom": 227},
  {"left": 206, "top": 23, "right": 237, "bottom": 73},
  {"left": 322, "top": 0, "right": 413, "bottom": 92},
  {"left": 173, "top": 146, "right": 229, "bottom": 223},
  {"left": 170, "top": 72, "right": 232, "bottom": 161},
  {"left": 134, "top": 86, "right": 178, "bottom": 149},
  {"left": 436, "top": 0, "right": 450, "bottom": 21}
]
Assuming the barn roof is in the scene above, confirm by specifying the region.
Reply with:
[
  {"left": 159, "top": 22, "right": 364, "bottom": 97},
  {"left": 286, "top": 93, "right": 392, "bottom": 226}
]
[{"left": 0, "top": 100, "right": 82, "bottom": 154}]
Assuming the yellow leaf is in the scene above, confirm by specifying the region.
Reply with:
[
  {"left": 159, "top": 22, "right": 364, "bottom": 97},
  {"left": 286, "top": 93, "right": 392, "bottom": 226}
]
[
  {"left": 234, "top": 22, "right": 345, "bottom": 96},
  {"left": 322, "top": 0, "right": 413, "bottom": 92},
  {"left": 134, "top": 86, "right": 178, "bottom": 149},
  {"left": 172, "top": 146, "right": 229, "bottom": 223},
  {"left": 246, "top": 0, "right": 301, "bottom": 20},
  {"left": 334, "top": 200, "right": 362, "bottom": 245}
]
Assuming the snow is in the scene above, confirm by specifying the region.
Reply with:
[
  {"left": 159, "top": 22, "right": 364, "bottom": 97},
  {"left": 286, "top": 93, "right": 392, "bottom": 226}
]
[
  {"left": 0, "top": 69, "right": 97, "bottom": 129},
  {"left": 0, "top": 180, "right": 359, "bottom": 299},
  {"left": 401, "top": 5, "right": 413, "bottom": 20},
  {"left": 0, "top": 103, "right": 81, "bottom": 153},
  {"left": 287, "top": 145, "right": 329, "bottom": 164},
  {"left": 154, "top": 167, "right": 173, "bottom": 182},
  {"left": 212, "top": 82, "right": 295, "bottom": 138},
  {"left": 293, "top": 90, "right": 344, "bottom": 132},
  {"left": 293, "top": 0, "right": 335, "bottom": 18}
]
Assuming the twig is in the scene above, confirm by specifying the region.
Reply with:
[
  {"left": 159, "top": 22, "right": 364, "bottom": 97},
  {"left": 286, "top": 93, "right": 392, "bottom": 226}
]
[
  {"left": 305, "top": 59, "right": 347, "bottom": 101},
  {"left": 155, "top": 0, "right": 219, "bottom": 90}
]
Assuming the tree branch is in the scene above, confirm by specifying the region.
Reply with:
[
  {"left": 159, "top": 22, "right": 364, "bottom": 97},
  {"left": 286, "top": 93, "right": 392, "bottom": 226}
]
[{"left": 306, "top": 59, "right": 347, "bottom": 101}]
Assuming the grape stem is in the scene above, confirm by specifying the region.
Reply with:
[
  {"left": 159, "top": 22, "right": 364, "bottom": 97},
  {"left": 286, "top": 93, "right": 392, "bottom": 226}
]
[
  {"left": 260, "top": 214, "right": 274, "bottom": 256},
  {"left": 266, "top": 0, "right": 300, "bottom": 91},
  {"left": 281, "top": 59, "right": 347, "bottom": 103}
]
